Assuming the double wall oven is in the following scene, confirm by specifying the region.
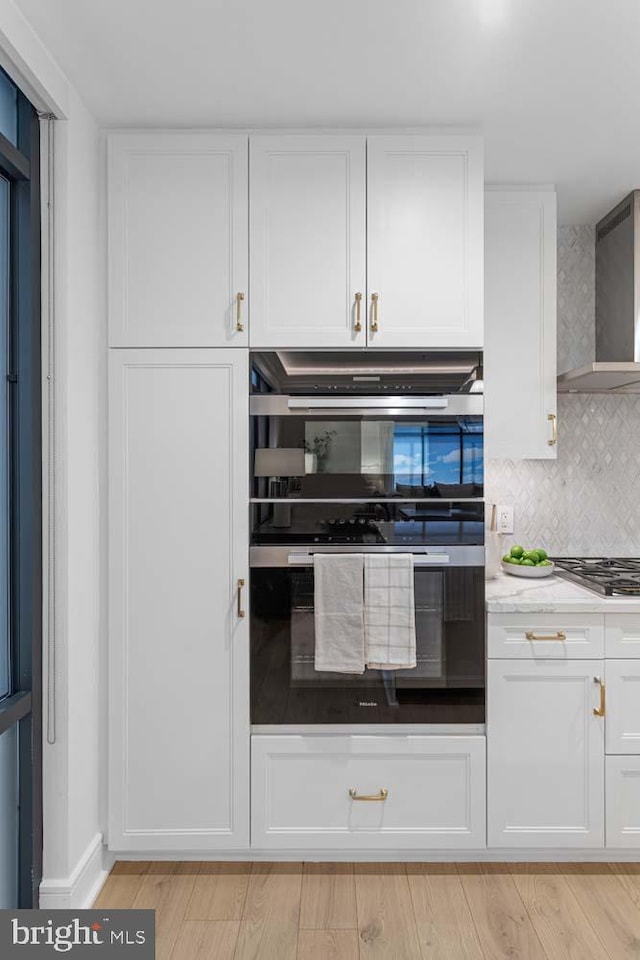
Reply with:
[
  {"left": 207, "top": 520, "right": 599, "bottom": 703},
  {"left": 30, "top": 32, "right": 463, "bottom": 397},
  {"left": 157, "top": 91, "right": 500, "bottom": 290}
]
[{"left": 249, "top": 351, "right": 485, "bottom": 725}]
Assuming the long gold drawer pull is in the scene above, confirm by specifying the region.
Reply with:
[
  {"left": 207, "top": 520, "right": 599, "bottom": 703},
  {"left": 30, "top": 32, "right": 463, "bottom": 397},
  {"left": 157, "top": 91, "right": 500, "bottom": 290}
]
[
  {"left": 236, "top": 292, "right": 245, "bottom": 332},
  {"left": 237, "top": 578, "right": 246, "bottom": 618},
  {"left": 525, "top": 631, "right": 566, "bottom": 642},
  {"left": 593, "top": 676, "right": 606, "bottom": 717},
  {"left": 349, "top": 788, "right": 388, "bottom": 802},
  {"left": 354, "top": 292, "right": 362, "bottom": 332},
  {"left": 370, "top": 293, "right": 379, "bottom": 332},
  {"left": 548, "top": 413, "right": 558, "bottom": 446}
]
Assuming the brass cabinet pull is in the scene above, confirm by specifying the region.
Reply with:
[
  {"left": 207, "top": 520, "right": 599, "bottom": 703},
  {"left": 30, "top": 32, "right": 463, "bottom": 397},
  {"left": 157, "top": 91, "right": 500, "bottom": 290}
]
[
  {"left": 349, "top": 788, "right": 388, "bottom": 802},
  {"left": 236, "top": 292, "right": 245, "bottom": 332},
  {"left": 354, "top": 292, "right": 363, "bottom": 332},
  {"left": 593, "top": 676, "right": 606, "bottom": 717},
  {"left": 525, "top": 631, "right": 567, "bottom": 642},
  {"left": 370, "top": 293, "right": 379, "bottom": 333},
  {"left": 547, "top": 413, "right": 558, "bottom": 446},
  {"left": 237, "top": 578, "right": 246, "bottom": 618}
]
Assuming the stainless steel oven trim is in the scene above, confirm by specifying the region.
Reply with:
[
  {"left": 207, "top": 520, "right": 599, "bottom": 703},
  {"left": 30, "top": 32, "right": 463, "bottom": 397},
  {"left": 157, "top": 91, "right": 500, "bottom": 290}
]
[
  {"left": 250, "top": 545, "right": 485, "bottom": 567},
  {"left": 250, "top": 498, "right": 485, "bottom": 504},
  {"left": 250, "top": 394, "right": 483, "bottom": 417}
]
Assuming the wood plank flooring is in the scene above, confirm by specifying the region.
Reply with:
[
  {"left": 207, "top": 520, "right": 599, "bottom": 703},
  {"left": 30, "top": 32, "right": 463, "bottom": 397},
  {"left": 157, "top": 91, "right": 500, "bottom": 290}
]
[{"left": 94, "top": 861, "right": 640, "bottom": 959}]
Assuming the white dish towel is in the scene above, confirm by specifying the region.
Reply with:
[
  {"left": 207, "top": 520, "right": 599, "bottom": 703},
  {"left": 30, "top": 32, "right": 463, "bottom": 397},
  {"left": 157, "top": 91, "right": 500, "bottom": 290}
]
[
  {"left": 364, "top": 553, "right": 417, "bottom": 670},
  {"left": 314, "top": 554, "right": 365, "bottom": 674}
]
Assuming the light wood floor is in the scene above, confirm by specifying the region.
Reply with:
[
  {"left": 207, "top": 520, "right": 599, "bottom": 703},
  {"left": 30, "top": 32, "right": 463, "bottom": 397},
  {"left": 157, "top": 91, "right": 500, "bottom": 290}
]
[{"left": 94, "top": 861, "right": 640, "bottom": 959}]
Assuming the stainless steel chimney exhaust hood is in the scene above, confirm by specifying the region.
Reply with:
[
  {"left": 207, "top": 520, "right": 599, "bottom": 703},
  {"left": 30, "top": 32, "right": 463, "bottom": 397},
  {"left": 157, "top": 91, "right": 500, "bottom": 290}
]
[{"left": 557, "top": 191, "right": 640, "bottom": 393}]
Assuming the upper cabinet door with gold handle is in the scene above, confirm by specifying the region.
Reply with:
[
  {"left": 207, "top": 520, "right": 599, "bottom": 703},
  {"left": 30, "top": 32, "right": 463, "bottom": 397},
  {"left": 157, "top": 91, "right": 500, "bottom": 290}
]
[
  {"left": 366, "top": 135, "right": 483, "bottom": 348},
  {"left": 108, "top": 133, "right": 248, "bottom": 347},
  {"left": 485, "top": 188, "right": 557, "bottom": 459},
  {"left": 249, "top": 136, "right": 366, "bottom": 348}
]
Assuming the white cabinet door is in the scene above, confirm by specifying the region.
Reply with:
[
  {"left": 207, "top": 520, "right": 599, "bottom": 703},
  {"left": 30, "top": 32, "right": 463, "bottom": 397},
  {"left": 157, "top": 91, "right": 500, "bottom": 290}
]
[
  {"left": 108, "top": 349, "right": 249, "bottom": 850},
  {"left": 488, "top": 660, "right": 604, "bottom": 848},
  {"left": 605, "top": 615, "right": 640, "bottom": 658},
  {"left": 251, "top": 735, "right": 486, "bottom": 850},
  {"left": 249, "top": 136, "right": 366, "bottom": 348},
  {"left": 485, "top": 189, "right": 557, "bottom": 458},
  {"left": 366, "top": 135, "right": 483, "bottom": 349},
  {"left": 109, "top": 133, "right": 248, "bottom": 347},
  {"left": 606, "top": 756, "right": 640, "bottom": 848},
  {"left": 605, "top": 660, "right": 640, "bottom": 754}
]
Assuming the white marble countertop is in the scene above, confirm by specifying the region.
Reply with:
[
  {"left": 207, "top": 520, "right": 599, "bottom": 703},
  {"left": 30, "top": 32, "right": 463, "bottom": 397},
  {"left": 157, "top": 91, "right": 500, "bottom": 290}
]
[{"left": 486, "top": 571, "right": 640, "bottom": 613}]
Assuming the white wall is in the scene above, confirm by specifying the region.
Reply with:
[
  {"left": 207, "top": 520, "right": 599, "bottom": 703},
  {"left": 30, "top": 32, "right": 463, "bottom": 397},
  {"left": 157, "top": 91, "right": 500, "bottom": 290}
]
[{"left": 0, "top": 0, "right": 107, "bottom": 908}]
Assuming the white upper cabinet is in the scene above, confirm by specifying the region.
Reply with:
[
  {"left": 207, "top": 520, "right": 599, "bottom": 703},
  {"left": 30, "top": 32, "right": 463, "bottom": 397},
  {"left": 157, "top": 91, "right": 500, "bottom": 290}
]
[
  {"left": 366, "top": 135, "right": 484, "bottom": 348},
  {"left": 108, "top": 349, "right": 249, "bottom": 850},
  {"left": 485, "top": 188, "right": 557, "bottom": 458},
  {"left": 249, "top": 135, "right": 366, "bottom": 348},
  {"left": 108, "top": 133, "right": 248, "bottom": 347}
]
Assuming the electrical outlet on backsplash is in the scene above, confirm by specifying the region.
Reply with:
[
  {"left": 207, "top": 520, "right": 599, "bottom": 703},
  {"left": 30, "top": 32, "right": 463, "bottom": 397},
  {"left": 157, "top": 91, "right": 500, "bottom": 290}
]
[{"left": 486, "top": 225, "right": 640, "bottom": 558}]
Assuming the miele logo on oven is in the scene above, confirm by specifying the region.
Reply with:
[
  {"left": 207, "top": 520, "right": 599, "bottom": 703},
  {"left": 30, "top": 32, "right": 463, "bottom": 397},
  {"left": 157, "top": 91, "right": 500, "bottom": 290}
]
[{"left": 358, "top": 701, "right": 378, "bottom": 707}]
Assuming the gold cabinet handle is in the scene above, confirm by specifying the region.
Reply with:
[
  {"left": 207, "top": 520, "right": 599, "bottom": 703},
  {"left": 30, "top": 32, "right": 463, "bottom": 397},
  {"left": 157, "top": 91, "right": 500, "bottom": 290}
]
[
  {"left": 237, "top": 578, "right": 246, "bottom": 618},
  {"left": 525, "top": 631, "right": 567, "bottom": 642},
  {"left": 370, "top": 293, "right": 379, "bottom": 333},
  {"left": 593, "top": 676, "right": 606, "bottom": 717},
  {"left": 354, "top": 292, "right": 362, "bottom": 332},
  {"left": 236, "top": 292, "right": 245, "bottom": 333},
  {"left": 547, "top": 413, "right": 558, "bottom": 446},
  {"left": 349, "top": 788, "right": 388, "bottom": 802}
]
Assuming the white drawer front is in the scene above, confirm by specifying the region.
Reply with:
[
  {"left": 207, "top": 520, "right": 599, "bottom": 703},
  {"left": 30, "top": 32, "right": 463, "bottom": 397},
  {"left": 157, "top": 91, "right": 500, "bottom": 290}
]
[
  {"left": 606, "top": 615, "right": 640, "bottom": 658},
  {"left": 251, "top": 735, "right": 486, "bottom": 850},
  {"left": 488, "top": 614, "right": 604, "bottom": 659},
  {"left": 606, "top": 660, "right": 640, "bottom": 754},
  {"left": 606, "top": 756, "right": 640, "bottom": 848}
]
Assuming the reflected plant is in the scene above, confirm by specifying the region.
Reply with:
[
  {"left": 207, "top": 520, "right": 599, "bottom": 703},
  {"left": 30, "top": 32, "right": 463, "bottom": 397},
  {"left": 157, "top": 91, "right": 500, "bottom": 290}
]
[{"left": 304, "top": 430, "right": 336, "bottom": 471}]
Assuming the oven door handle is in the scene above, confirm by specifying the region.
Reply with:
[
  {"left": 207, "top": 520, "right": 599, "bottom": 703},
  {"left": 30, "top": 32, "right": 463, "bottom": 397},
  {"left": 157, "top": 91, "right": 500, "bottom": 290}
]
[
  {"left": 286, "top": 396, "right": 448, "bottom": 410},
  {"left": 287, "top": 553, "right": 451, "bottom": 566}
]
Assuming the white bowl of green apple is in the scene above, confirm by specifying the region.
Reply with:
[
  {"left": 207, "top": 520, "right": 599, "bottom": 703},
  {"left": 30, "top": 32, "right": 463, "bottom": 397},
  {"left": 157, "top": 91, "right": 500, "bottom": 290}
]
[{"left": 501, "top": 546, "right": 555, "bottom": 578}]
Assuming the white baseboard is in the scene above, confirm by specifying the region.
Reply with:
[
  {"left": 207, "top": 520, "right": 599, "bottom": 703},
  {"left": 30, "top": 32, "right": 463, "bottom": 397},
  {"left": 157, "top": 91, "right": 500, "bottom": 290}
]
[
  {"left": 40, "top": 833, "right": 115, "bottom": 909},
  {"left": 108, "top": 847, "right": 640, "bottom": 863}
]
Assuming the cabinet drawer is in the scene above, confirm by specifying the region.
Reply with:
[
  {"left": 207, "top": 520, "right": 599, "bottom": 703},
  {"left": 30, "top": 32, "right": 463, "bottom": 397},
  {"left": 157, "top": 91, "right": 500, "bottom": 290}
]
[
  {"left": 606, "top": 756, "right": 640, "bottom": 848},
  {"left": 606, "top": 615, "right": 640, "bottom": 658},
  {"left": 605, "top": 660, "right": 640, "bottom": 754},
  {"left": 251, "top": 735, "right": 486, "bottom": 850},
  {"left": 488, "top": 613, "right": 604, "bottom": 659}
]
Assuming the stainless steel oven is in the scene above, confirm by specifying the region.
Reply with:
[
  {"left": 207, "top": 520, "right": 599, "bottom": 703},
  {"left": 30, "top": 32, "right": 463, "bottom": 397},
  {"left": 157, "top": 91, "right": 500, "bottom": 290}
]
[{"left": 249, "top": 350, "right": 485, "bottom": 725}]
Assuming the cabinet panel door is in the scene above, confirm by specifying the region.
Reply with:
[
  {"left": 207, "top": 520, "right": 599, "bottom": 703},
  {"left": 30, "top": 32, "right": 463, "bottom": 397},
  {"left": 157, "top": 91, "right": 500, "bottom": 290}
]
[
  {"left": 108, "top": 349, "right": 249, "bottom": 850},
  {"left": 249, "top": 136, "right": 366, "bottom": 347},
  {"left": 485, "top": 189, "right": 557, "bottom": 458},
  {"left": 488, "top": 660, "right": 604, "bottom": 847},
  {"left": 606, "top": 756, "right": 640, "bottom": 848},
  {"left": 109, "top": 133, "right": 248, "bottom": 347},
  {"left": 605, "top": 615, "right": 640, "bottom": 658},
  {"left": 252, "top": 735, "right": 486, "bottom": 850},
  {"left": 366, "top": 135, "right": 483, "bottom": 348},
  {"left": 606, "top": 660, "right": 640, "bottom": 754}
]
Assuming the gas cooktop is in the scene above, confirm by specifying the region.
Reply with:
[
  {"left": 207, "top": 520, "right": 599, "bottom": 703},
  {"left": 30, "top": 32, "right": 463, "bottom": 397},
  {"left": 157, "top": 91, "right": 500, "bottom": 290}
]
[{"left": 552, "top": 558, "right": 640, "bottom": 597}]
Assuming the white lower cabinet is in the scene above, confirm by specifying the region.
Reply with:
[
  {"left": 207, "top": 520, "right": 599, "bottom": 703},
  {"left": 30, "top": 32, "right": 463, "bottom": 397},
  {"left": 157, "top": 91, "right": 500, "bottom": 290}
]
[
  {"left": 606, "top": 756, "right": 640, "bottom": 848},
  {"left": 605, "top": 659, "right": 640, "bottom": 754},
  {"left": 251, "top": 735, "right": 486, "bottom": 850},
  {"left": 108, "top": 349, "right": 250, "bottom": 851},
  {"left": 488, "top": 659, "right": 605, "bottom": 848}
]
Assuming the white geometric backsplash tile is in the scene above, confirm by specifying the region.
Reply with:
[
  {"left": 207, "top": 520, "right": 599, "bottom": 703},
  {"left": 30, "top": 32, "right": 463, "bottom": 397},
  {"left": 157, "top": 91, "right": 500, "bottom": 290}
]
[
  {"left": 557, "top": 225, "right": 595, "bottom": 374},
  {"left": 486, "top": 224, "right": 640, "bottom": 557}
]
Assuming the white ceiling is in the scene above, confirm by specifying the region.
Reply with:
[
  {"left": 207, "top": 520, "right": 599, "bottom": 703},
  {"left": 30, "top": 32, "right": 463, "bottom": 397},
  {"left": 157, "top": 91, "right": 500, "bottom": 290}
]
[{"left": 13, "top": 0, "right": 640, "bottom": 224}]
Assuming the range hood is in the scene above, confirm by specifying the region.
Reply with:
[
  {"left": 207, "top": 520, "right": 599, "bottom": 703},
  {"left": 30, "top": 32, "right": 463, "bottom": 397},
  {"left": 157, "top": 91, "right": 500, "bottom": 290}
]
[{"left": 557, "top": 191, "right": 640, "bottom": 392}]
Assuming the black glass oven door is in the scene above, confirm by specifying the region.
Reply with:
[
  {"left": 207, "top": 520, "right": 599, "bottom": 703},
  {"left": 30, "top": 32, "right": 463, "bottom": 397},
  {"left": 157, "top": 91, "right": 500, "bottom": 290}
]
[{"left": 250, "top": 560, "right": 485, "bottom": 725}]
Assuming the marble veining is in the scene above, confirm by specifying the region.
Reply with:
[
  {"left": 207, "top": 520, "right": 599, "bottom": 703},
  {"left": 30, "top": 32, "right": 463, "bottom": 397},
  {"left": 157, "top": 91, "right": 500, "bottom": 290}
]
[{"left": 486, "top": 571, "right": 640, "bottom": 613}]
